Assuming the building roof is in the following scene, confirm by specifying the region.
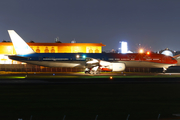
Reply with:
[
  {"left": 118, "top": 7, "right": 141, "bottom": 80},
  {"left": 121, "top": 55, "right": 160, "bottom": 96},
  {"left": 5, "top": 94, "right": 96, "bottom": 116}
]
[{"left": 0, "top": 42, "right": 106, "bottom": 46}]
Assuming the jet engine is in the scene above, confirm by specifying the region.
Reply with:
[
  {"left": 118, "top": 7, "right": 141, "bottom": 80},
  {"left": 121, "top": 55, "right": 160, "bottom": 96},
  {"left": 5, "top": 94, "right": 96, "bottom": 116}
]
[
  {"left": 109, "top": 63, "right": 125, "bottom": 71},
  {"left": 85, "top": 58, "right": 126, "bottom": 74},
  {"left": 99, "top": 61, "right": 125, "bottom": 72}
]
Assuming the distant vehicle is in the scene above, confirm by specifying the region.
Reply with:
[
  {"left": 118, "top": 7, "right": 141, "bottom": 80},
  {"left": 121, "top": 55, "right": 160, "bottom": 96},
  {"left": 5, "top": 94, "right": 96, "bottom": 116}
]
[{"left": 8, "top": 30, "right": 177, "bottom": 74}]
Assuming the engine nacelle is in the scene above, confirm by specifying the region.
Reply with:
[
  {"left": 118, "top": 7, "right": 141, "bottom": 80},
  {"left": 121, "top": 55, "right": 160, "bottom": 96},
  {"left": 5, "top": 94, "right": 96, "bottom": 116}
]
[
  {"left": 99, "top": 61, "right": 125, "bottom": 72},
  {"left": 110, "top": 63, "right": 125, "bottom": 71}
]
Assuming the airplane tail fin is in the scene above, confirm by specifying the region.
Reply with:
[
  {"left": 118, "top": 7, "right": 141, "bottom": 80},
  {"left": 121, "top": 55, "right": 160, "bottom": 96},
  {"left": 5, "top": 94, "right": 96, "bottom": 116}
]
[{"left": 8, "top": 30, "right": 35, "bottom": 55}]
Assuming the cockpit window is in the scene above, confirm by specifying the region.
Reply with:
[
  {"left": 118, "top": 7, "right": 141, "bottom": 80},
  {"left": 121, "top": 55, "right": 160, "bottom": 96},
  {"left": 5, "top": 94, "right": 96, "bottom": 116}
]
[{"left": 172, "top": 58, "right": 176, "bottom": 60}]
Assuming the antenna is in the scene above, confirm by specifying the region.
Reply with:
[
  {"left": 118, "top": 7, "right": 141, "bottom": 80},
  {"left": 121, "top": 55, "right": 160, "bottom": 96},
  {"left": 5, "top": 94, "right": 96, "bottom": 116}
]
[
  {"left": 55, "top": 37, "right": 60, "bottom": 43},
  {"left": 71, "top": 38, "right": 76, "bottom": 43}
]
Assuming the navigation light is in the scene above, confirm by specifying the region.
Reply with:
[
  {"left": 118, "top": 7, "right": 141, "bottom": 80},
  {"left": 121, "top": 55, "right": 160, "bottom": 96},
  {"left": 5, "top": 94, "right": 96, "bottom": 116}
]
[
  {"left": 146, "top": 51, "right": 150, "bottom": 55},
  {"left": 82, "top": 55, "right": 86, "bottom": 58}
]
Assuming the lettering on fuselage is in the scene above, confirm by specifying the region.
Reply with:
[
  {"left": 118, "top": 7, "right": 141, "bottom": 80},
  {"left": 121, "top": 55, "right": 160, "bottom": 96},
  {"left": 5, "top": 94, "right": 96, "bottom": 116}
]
[
  {"left": 42, "top": 57, "right": 86, "bottom": 61},
  {"left": 127, "top": 55, "right": 135, "bottom": 58},
  {"left": 108, "top": 58, "right": 114, "bottom": 60},
  {"left": 153, "top": 59, "right": 160, "bottom": 60},
  {"left": 121, "top": 58, "right": 130, "bottom": 60},
  {"left": 43, "top": 58, "right": 69, "bottom": 60}
]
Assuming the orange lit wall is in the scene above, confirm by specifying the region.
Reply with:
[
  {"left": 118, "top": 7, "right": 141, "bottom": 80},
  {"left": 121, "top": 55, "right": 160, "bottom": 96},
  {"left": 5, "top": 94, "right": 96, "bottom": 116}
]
[
  {"left": 0, "top": 42, "right": 105, "bottom": 54},
  {"left": 0, "top": 43, "right": 16, "bottom": 55},
  {"left": 0, "top": 42, "right": 105, "bottom": 64},
  {"left": 0, "top": 42, "right": 105, "bottom": 55},
  {"left": 30, "top": 46, "right": 58, "bottom": 53}
]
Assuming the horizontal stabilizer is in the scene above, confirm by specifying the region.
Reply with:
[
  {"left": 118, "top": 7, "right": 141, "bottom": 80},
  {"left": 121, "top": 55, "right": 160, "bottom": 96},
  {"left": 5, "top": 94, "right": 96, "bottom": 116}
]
[{"left": 8, "top": 55, "right": 29, "bottom": 61}]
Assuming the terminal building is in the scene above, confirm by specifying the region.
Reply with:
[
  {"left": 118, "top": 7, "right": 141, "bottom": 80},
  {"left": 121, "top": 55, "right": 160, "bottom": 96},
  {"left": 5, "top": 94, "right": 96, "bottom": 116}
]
[
  {"left": 0, "top": 41, "right": 105, "bottom": 72},
  {"left": 0, "top": 42, "right": 105, "bottom": 64}
]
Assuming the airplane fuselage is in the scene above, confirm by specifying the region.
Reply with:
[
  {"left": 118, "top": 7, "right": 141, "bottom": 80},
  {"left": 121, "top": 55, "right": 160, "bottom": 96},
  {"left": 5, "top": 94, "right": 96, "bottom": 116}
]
[{"left": 8, "top": 53, "right": 177, "bottom": 69}]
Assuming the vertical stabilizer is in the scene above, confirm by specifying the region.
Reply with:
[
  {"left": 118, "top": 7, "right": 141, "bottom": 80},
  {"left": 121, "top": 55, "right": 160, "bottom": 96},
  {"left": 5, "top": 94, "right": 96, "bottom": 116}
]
[{"left": 8, "top": 30, "right": 35, "bottom": 55}]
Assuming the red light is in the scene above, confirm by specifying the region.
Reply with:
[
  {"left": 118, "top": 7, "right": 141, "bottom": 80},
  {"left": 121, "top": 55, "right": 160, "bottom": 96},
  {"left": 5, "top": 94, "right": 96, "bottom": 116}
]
[{"left": 146, "top": 51, "right": 150, "bottom": 55}]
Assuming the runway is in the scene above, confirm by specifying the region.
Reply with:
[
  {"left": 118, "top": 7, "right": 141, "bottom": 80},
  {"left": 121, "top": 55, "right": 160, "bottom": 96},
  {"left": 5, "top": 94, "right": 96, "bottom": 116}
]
[
  {"left": 0, "top": 72, "right": 180, "bottom": 84},
  {"left": 0, "top": 72, "right": 180, "bottom": 120}
]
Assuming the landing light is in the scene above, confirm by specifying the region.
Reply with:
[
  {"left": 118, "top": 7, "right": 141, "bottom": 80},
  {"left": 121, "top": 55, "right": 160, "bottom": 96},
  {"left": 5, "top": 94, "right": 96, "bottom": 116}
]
[
  {"left": 76, "top": 55, "right": 80, "bottom": 58},
  {"left": 110, "top": 76, "right": 113, "bottom": 80},
  {"left": 139, "top": 49, "right": 144, "bottom": 53}
]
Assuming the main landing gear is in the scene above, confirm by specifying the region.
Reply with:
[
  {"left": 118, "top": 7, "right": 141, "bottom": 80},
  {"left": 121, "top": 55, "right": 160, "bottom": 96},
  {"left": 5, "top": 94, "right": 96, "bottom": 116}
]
[
  {"left": 85, "top": 66, "right": 101, "bottom": 74},
  {"left": 163, "top": 67, "right": 167, "bottom": 73}
]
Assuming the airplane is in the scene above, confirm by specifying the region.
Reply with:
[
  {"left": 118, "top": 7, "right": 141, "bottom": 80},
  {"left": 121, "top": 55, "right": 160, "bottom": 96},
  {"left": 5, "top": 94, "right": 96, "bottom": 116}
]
[{"left": 7, "top": 30, "right": 177, "bottom": 74}]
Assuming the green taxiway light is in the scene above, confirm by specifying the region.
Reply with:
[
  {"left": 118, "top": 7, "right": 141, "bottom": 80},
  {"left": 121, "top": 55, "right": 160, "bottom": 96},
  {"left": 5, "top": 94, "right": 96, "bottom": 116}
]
[
  {"left": 82, "top": 55, "right": 86, "bottom": 58},
  {"left": 10, "top": 76, "right": 26, "bottom": 79}
]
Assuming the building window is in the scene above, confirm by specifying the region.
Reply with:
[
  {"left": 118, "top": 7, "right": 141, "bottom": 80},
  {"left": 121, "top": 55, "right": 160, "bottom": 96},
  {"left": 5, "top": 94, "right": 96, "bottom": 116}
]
[
  {"left": 36, "top": 47, "right": 40, "bottom": 53},
  {"left": 51, "top": 47, "right": 55, "bottom": 53},
  {"left": 89, "top": 49, "right": 93, "bottom": 53},
  {"left": 44, "top": 47, "right": 49, "bottom": 53},
  {"left": 95, "top": 48, "right": 99, "bottom": 53}
]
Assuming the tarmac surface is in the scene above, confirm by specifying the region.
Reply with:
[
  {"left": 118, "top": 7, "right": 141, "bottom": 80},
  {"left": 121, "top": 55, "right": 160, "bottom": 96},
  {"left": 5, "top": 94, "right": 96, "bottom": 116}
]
[
  {"left": 1, "top": 72, "right": 180, "bottom": 120},
  {"left": 0, "top": 72, "right": 180, "bottom": 84}
]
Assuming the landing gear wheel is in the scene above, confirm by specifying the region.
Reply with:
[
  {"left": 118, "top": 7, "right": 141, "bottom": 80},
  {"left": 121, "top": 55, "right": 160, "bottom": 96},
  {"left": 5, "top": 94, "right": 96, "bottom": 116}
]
[
  {"left": 96, "top": 70, "right": 100, "bottom": 74},
  {"left": 90, "top": 70, "right": 96, "bottom": 74},
  {"left": 85, "top": 71, "right": 89, "bottom": 74}
]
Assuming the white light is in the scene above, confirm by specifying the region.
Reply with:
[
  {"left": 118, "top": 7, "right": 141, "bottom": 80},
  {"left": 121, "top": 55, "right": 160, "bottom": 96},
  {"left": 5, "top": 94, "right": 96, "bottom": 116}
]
[
  {"left": 161, "top": 50, "right": 173, "bottom": 57},
  {"left": 139, "top": 49, "right": 144, "bottom": 53},
  {"left": 0, "top": 55, "right": 12, "bottom": 64},
  {"left": 76, "top": 55, "right": 80, "bottom": 58},
  {"left": 7, "top": 46, "right": 12, "bottom": 51},
  {"left": 127, "top": 50, "right": 133, "bottom": 53},
  {"left": 121, "top": 41, "right": 128, "bottom": 54}
]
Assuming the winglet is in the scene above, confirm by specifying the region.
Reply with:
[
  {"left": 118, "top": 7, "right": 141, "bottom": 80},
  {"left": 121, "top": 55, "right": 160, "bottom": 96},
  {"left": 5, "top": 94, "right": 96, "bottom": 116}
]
[{"left": 8, "top": 30, "right": 35, "bottom": 55}]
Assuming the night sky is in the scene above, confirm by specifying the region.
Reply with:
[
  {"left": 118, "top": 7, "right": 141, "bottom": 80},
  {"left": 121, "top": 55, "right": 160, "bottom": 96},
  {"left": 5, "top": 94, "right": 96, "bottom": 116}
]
[{"left": 0, "top": 0, "right": 180, "bottom": 52}]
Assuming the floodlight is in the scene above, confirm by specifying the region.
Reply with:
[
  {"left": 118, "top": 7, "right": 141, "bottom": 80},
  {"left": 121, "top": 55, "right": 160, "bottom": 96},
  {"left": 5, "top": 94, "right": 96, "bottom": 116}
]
[{"left": 121, "top": 41, "right": 128, "bottom": 53}]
